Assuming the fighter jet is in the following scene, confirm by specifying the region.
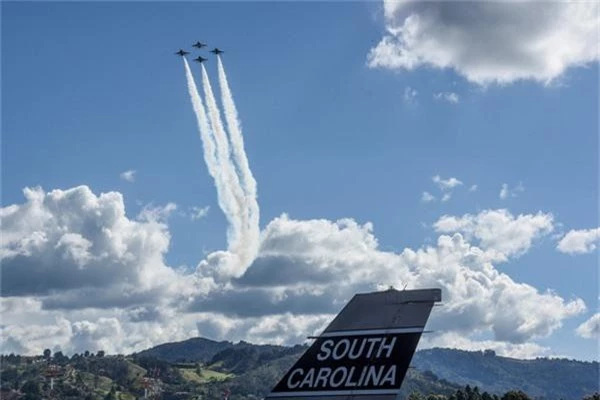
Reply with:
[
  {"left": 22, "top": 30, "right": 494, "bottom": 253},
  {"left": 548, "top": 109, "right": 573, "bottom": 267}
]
[
  {"left": 175, "top": 49, "right": 189, "bottom": 56},
  {"left": 193, "top": 56, "right": 208, "bottom": 63},
  {"left": 192, "top": 41, "right": 207, "bottom": 49},
  {"left": 210, "top": 48, "right": 224, "bottom": 55}
]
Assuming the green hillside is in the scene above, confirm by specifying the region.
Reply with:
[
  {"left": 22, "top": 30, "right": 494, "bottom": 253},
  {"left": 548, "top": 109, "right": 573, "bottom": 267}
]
[
  {"left": 412, "top": 348, "right": 599, "bottom": 400},
  {"left": 135, "top": 337, "right": 234, "bottom": 363},
  {"left": 1, "top": 340, "right": 598, "bottom": 400}
]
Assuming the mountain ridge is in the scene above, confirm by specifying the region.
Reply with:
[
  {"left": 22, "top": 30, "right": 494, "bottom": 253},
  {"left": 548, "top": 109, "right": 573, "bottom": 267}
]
[
  {"left": 2, "top": 337, "right": 597, "bottom": 399},
  {"left": 134, "top": 336, "right": 599, "bottom": 399}
]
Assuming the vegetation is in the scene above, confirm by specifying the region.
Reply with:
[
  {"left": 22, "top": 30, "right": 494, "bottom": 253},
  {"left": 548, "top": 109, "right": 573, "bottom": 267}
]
[
  {"left": 134, "top": 337, "right": 234, "bottom": 363},
  {"left": 1, "top": 340, "right": 598, "bottom": 399},
  {"left": 412, "top": 347, "right": 599, "bottom": 399}
]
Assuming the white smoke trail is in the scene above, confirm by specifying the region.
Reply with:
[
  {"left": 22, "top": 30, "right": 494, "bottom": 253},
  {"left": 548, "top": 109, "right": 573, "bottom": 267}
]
[
  {"left": 183, "top": 58, "right": 242, "bottom": 251},
  {"left": 217, "top": 56, "right": 260, "bottom": 262},
  {"left": 200, "top": 63, "right": 251, "bottom": 274}
]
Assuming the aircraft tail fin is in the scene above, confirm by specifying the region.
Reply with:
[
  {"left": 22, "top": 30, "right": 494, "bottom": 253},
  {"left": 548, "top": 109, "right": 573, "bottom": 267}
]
[{"left": 266, "top": 288, "right": 442, "bottom": 400}]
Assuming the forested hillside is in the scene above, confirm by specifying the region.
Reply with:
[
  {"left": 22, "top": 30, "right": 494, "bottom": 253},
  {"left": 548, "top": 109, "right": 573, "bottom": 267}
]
[
  {"left": 412, "top": 348, "right": 599, "bottom": 400},
  {"left": 1, "top": 339, "right": 598, "bottom": 399}
]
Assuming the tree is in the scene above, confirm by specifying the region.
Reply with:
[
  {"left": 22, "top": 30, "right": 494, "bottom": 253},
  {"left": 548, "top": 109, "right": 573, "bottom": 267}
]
[
  {"left": 21, "top": 380, "right": 41, "bottom": 398},
  {"left": 482, "top": 392, "right": 494, "bottom": 400},
  {"left": 1, "top": 368, "right": 19, "bottom": 389},
  {"left": 104, "top": 391, "right": 116, "bottom": 400},
  {"left": 54, "top": 350, "right": 68, "bottom": 365},
  {"left": 483, "top": 349, "right": 496, "bottom": 357},
  {"left": 583, "top": 394, "right": 600, "bottom": 400},
  {"left": 43, "top": 348, "right": 52, "bottom": 360},
  {"left": 97, "top": 350, "right": 105, "bottom": 358},
  {"left": 466, "top": 385, "right": 473, "bottom": 397},
  {"left": 501, "top": 390, "right": 531, "bottom": 400},
  {"left": 408, "top": 393, "right": 426, "bottom": 400},
  {"left": 469, "top": 386, "right": 482, "bottom": 400}
]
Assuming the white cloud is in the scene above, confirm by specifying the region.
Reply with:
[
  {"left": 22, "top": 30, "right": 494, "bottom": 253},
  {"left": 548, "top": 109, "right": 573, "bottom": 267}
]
[
  {"left": 0, "top": 305, "right": 199, "bottom": 355},
  {"left": 196, "top": 313, "right": 330, "bottom": 347},
  {"left": 576, "top": 313, "right": 600, "bottom": 339},
  {"left": 138, "top": 202, "right": 178, "bottom": 222},
  {"left": 404, "top": 86, "right": 418, "bottom": 103},
  {"left": 422, "top": 332, "right": 551, "bottom": 360},
  {"left": 428, "top": 175, "right": 463, "bottom": 203},
  {"left": 433, "top": 175, "right": 463, "bottom": 191},
  {"left": 434, "top": 209, "right": 554, "bottom": 261},
  {"left": 500, "top": 184, "right": 510, "bottom": 199},
  {"left": 205, "top": 214, "right": 583, "bottom": 346},
  {"left": 421, "top": 191, "right": 436, "bottom": 203},
  {"left": 500, "top": 182, "right": 524, "bottom": 200},
  {"left": 557, "top": 227, "right": 600, "bottom": 254},
  {"left": 469, "top": 184, "right": 478, "bottom": 192},
  {"left": 0, "top": 186, "right": 185, "bottom": 303},
  {"left": 119, "top": 169, "right": 136, "bottom": 182},
  {"left": 434, "top": 92, "right": 459, "bottom": 104},
  {"left": 367, "top": 1, "right": 599, "bottom": 85},
  {"left": 190, "top": 206, "right": 210, "bottom": 221},
  {"left": 0, "top": 186, "right": 585, "bottom": 358}
]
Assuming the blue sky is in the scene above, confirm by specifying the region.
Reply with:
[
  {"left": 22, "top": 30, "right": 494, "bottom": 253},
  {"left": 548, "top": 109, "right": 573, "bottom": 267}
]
[{"left": 2, "top": 2, "right": 598, "bottom": 361}]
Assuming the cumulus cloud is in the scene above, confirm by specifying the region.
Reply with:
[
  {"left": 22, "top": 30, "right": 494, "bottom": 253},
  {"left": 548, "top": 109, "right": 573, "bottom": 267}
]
[
  {"left": 0, "top": 186, "right": 585, "bottom": 358},
  {"left": 422, "top": 332, "right": 551, "bottom": 360},
  {"left": 190, "top": 214, "right": 583, "bottom": 346},
  {"left": 434, "top": 92, "right": 459, "bottom": 104},
  {"left": 195, "top": 313, "right": 329, "bottom": 346},
  {"left": 433, "top": 175, "right": 463, "bottom": 191},
  {"left": 434, "top": 209, "right": 554, "bottom": 261},
  {"left": 119, "top": 169, "right": 136, "bottom": 182},
  {"left": 576, "top": 313, "right": 600, "bottom": 339},
  {"left": 1, "top": 316, "right": 74, "bottom": 355},
  {"left": 0, "top": 186, "right": 184, "bottom": 304},
  {"left": 367, "top": 1, "right": 600, "bottom": 85},
  {"left": 0, "top": 305, "right": 198, "bottom": 355},
  {"left": 469, "top": 184, "right": 478, "bottom": 192},
  {"left": 421, "top": 191, "right": 436, "bottom": 203},
  {"left": 557, "top": 227, "right": 600, "bottom": 254}
]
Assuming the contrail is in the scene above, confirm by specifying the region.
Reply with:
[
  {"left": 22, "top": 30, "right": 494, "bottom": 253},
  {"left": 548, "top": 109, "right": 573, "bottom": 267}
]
[
  {"left": 200, "top": 63, "right": 250, "bottom": 272},
  {"left": 217, "top": 56, "right": 260, "bottom": 261},
  {"left": 183, "top": 58, "right": 241, "bottom": 250}
]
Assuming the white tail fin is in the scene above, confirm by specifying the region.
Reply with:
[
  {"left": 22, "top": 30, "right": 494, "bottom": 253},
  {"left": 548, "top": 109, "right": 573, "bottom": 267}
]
[{"left": 266, "top": 288, "right": 442, "bottom": 400}]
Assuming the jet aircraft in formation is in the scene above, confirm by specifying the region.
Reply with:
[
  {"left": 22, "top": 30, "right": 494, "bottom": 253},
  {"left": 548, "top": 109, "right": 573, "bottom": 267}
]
[{"left": 174, "top": 42, "right": 224, "bottom": 60}]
